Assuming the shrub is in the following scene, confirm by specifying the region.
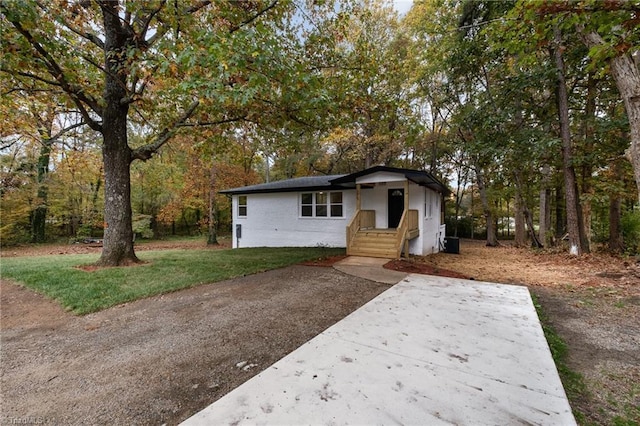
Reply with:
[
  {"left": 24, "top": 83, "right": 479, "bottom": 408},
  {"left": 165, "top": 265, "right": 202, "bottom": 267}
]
[
  {"left": 621, "top": 210, "right": 640, "bottom": 255},
  {"left": 132, "top": 214, "right": 154, "bottom": 239}
]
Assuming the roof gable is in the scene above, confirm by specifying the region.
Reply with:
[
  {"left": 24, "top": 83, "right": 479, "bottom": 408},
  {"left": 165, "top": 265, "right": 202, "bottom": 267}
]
[{"left": 330, "top": 166, "right": 449, "bottom": 194}]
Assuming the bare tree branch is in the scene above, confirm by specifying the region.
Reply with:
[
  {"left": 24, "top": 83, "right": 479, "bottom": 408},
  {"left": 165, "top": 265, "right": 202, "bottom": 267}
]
[
  {"left": 0, "top": 137, "right": 23, "bottom": 151},
  {"left": 185, "top": 0, "right": 213, "bottom": 14},
  {"left": 130, "top": 100, "right": 200, "bottom": 161},
  {"left": 34, "top": 0, "right": 105, "bottom": 49},
  {"left": 0, "top": 68, "right": 62, "bottom": 87},
  {"left": 229, "top": 1, "right": 279, "bottom": 33},
  {"left": 49, "top": 120, "right": 86, "bottom": 142},
  {"left": 137, "top": 0, "right": 167, "bottom": 42},
  {"left": 178, "top": 115, "right": 247, "bottom": 127},
  {"left": 2, "top": 87, "right": 56, "bottom": 96},
  {"left": 145, "top": 0, "right": 212, "bottom": 47}
]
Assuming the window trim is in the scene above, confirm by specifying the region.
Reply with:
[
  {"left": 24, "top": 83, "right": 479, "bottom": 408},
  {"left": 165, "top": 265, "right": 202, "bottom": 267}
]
[{"left": 300, "top": 191, "right": 344, "bottom": 218}]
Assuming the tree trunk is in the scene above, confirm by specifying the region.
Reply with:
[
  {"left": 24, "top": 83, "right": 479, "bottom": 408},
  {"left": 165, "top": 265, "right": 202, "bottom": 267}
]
[
  {"left": 581, "top": 30, "right": 640, "bottom": 203},
  {"left": 96, "top": 2, "right": 138, "bottom": 266},
  {"left": 452, "top": 157, "right": 468, "bottom": 238},
  {"left": 31, "top": 105, "right": 55, "bottom": 243},
  {"left": 514, "top": 193, "right": 526, "bottom": 247},
  {"left": 577, "top": 195, "right": 590, "bottom": 254},
  {"left": 470, "top": 187, "right": 475, "bottom": 239},
  {"left": 554, "top": 185, "right": 564, "bottom": 242},
  {"left": 99, "top": 125, "right": 137, "bottom": 265},
  {"left": 524, "top": 205, "right": 543, "bottom": 248},
  {"left": 476, "top": 166, "right": 498, "bottom": 246},
  {"left": 208, "top": 164, "right": 219, "bottom": 245},
  {"left": 539, "top": 165, "right": 551, "bottom": 247},
  {"left": 514, "top": 170, "right": 543, "bottom": 249},
  {"left": 609, "top": 193, "right": 624, "bottom": 253},
  {"left": 453, "top": 166, "right": 463, "bottom": 238},
  {"left": 580, "top": 75, "right": 596, "bottom": 250},
  {"left": 554, "top": 26, "right": 582, "bottom": 256},
  {"left": 609, "top": 159, "right": 625, "bottom": 253},
  {"left": 90, "top": 175, "right": 102, "bottom": 227},
  {"left": 31, "top": 140, "right": 52, "bottom": 243}
]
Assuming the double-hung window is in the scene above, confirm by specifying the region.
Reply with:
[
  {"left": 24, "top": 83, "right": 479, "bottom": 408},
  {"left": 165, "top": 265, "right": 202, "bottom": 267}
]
[
  {"left": 425, "top": 189, "right": 433, "bottom": 219},
  {"left": 301, "top": 191, "right": 343, "bottom": 218},
  {"left": 238, "top": 195, "right": 247, "bottom": 217},
  {"left": 330, "top": 192, "right": 343, "bottom": 217},
  {"left": 424, "top": 190, "right": 440, "bottom": 219}
]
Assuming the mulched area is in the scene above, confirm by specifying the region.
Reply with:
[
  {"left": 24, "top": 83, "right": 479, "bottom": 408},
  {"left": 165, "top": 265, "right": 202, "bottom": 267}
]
[
  {"left": 299, "top": 254, "right": 470, "bottom": 280},
  {"left": 299, "top": 254, "right": 348, "bottom": 266},
  {"left": 383, "top": 259, "right": 470, "bottom": 279}
]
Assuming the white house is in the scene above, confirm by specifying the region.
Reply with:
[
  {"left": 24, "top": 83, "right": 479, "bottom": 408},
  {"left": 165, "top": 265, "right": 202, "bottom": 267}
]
[{"left": 220, "top": 166, "right": 449, "bottom": 258}]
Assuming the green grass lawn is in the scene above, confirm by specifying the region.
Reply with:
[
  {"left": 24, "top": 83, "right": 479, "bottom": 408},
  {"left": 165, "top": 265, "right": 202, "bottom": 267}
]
[{"left": 1, "top": 247, "right": 344, "bottom": 315}]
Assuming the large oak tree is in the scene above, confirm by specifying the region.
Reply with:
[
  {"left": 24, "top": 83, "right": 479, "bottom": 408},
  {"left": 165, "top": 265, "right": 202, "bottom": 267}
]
[{"left": 1, "top": 0, "right": 317, "bottom": 265}]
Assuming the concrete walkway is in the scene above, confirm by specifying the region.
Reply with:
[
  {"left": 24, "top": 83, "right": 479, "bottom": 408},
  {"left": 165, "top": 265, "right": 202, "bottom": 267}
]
[
  {"left": 182, "top": 260, "right": 575, "bottom": 425},
  {"left": 333, "top": 256, "right": 408, "bottom": 284}
]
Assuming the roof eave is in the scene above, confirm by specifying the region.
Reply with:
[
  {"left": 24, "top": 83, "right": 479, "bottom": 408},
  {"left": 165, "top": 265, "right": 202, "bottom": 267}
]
[{"left": 219, "top": 183, "right": 355, "bottom": 195}]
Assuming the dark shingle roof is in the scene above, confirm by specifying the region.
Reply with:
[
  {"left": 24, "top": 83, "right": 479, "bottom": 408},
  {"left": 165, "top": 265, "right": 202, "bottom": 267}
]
[
  {"left": 219, "top": 174, "right": 349, "bottom": 195},
  {"left": 219, "top": 167, "right": 450, "bottom": 195}
]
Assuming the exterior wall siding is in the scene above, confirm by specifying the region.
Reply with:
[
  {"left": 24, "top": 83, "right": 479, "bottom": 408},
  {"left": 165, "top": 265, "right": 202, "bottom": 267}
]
[
  {"left": 231, "top": 191, "right": 356, "bottom": 249},
  {"left": 422, "top": 187, "right": 444, "bottom": 254}
]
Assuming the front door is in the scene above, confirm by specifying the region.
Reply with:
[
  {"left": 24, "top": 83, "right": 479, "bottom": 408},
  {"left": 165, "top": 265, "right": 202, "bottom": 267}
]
[{"left": 388, "top": 188, "right": 404, "bottom": 228}]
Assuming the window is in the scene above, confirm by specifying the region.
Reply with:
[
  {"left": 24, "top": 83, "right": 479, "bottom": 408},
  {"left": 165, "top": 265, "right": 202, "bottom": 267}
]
[
  {"left": 330, "top": 192, "right": 343, "bottom": 217},
  {"left": 425, "top": 189, "right": 433, "bottom": 219},
  {"left": 316, "top": 192, "right": 328, "bottom": 217},
  {"left": 301, "top": 191, "right": 343, "bottom": 218},
  {"left": 301, "top": 193, "right": 313, "bottom": 217},
  {"left": 238, "top": 195, "right": 247, "bottom": 217}
]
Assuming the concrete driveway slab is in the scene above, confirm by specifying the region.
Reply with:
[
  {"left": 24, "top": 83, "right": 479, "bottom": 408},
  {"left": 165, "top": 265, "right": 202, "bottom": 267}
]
[{"left": 182, "top": 275, "right": 575, "bottom": 425}]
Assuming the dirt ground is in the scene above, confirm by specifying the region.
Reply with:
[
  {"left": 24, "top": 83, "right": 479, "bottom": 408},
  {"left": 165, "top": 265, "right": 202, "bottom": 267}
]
[
  {"left": 0, "top": 238, "right": 232, "bottom": 258},
  {"left": 1, "top": 264, "right": 389, "bottom": 425},
  {"left": 2, "top": 239, "right": 639, "bottom": 425}
]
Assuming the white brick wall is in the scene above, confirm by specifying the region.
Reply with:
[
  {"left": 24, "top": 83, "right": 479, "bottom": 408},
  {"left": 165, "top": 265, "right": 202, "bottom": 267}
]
[
  {"left": 231, "top": 191, "right": 356, "bottom": 248},
  {"left": 229, "top": 183, "right": 444, "bottom": 255}
]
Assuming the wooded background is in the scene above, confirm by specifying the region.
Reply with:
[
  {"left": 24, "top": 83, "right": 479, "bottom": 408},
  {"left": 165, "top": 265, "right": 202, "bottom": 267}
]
[{"left": 2, "top": 0, "right": 639, "bottom": 259}]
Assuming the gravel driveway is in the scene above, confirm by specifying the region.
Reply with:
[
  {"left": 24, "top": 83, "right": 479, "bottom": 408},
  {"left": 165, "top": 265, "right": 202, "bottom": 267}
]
[{"left": 1, "top": 265, "right": 390, "bottom": 425}]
